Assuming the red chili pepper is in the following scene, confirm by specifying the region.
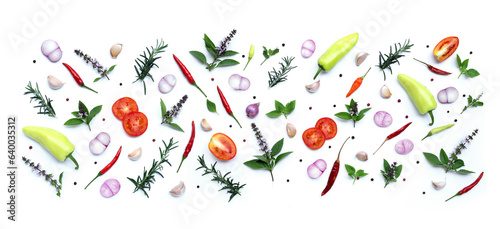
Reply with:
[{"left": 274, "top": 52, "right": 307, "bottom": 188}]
[
  {"left": 84, "top": 146, "right": 122, "bottom": 189},
  {"left": 321, "top": 136, "right": 350, "bottom": 196},
  {"left": 62, "top": 63, "right": 98, "bottom": 93},
  {"left": 446, "top": 171, "right": 483, "bottom": 202},
  {"left": 172, "top": 54, "right": 207, "bottom": 97},
  {"left": 177, "top": 120, "right": 195, "bottom": 173},
  {"left": 413, "top": 58, "right": 451, "bottom": 75},
  {"left": 217, "top": 86, "right": 242, "bottom": 128},
  {"left": 346, "top": 67, "right": 371, "bottom": 97},
  {"left": 373, "top": 122, "right": 412, "bottom": 155}
]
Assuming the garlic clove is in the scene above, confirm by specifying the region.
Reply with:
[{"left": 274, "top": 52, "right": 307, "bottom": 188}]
[
  {"left": 380, "top": 84, "right": 392, "bottom": 98},
  {"left": 201, "top": 119, "right": 212, "bottom": 131},
  {"left": 110, "top": 43, "right": 122, "bottom": 58},
  {"left": 128, "top": 147, "right": 142, "bottom": 161},
  {"left": 356, "top": 52, "right": 369, "bottom": 66},
  {"left": 286, "top": 123, "right": 296, "bottom": 138},
  {"left": 432, "top": 180, "right": 446, "bottom": 190},
  {"left": 356, "top": 151, "right": 368, "bottom": 161},
  {"left": 305, "top": 80, "right": 320, "bottom": 93},
  {"left": 47, "top": 75, "right": 64, "bottom": 90},
  {"left": 170, "top": 181, "right": 185, "bottom": 197}
]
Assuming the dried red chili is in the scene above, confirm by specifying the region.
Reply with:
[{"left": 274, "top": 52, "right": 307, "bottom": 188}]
[
  {"left": 85, "top": 146, "right": 122, "bottom": 189},
  {"left": 172, "top": 54, "right": 207, "bottom": 97},
  {"left": 177, "top": 121, "right": 195, "bottom": 173},
  {"left": 321, "top": 136, "right": 350, "bottom": 196},
  {"left": 62, "top": 63, "right": 98, "bottom": 93},
  {"left": 217, "top": 86, "right": 242, "bottom": 128},
  {"left": 373, "top": 122, "right": 412, "bottom": 155},
  {"left": 446, "top": 171, "right": 484, "bottom": 202},
  {"left": 413, "top": 58, "right": 451, "bottom": 75}
]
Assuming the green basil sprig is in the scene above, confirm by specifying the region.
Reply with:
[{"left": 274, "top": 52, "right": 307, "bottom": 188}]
[{"left": 64, "top": 101, "right": 102, "bottom": 131}]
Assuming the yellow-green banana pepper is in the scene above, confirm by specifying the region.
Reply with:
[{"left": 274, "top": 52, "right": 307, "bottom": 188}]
[
  {"left": 422, "top": 124, "right": 455, "bottom": 140},
  {"left": 23, "top": 126, "right": 79, "bottom": 169},
  {"left": 313, "top": 33, "right": 358, "bottom": 80},
  {"left": 397, "top": 74, "right": 437, "bottom": 126}
]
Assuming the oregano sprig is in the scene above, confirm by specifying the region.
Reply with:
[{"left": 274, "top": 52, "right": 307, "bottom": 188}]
[
  {"left": 461, "top": 92, "right": 483, "bottom": 114},
  {"left": 197, "top": 155, "right": 245, "bottom": 202},
  {"left": 24, "top": 81, "right": 56, "bottom": 117},
  {"left": 64, "top": 101, "right": 102, "bottom": 131},
  {"left": 457, "top": 54, "right": 480, "bottom": 78},
  {"left": 190, "top": 29, "right": 239, "bottom": 71},
  {"left": 133, "top": 39, "right": 168, "bottom": 95},
  {"left": 266, "top": 100, "right": 296, "bottom": 119},
  {"left": 268, "top": 56, "right": 297, "bottom": 88},
  {"left": 334, "top": 99, "right": 371, "bottom": 127},
  {"left": 261, "top": 46, "right": 279, "bottom": 65}
]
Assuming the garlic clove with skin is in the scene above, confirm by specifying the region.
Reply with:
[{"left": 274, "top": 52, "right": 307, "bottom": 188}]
[
  {"left": 380, "top": 84, "right": 392, "bottom": 98},
  {"left": 201, "top": 119, "right": 212, "bottom": 131},
  {"left": 47, "top": 75, "right": 64, "bottom": 90},
  {"left": 305, "top": 80, "right": 320, "bottom": 93},
  {"left": 286, "top": 123, "right": 296, "bottom": 138},
  {"left": 128, "top": 147, "right": 142, "bottom": 161},
  {"left": 432, "top": 180, "right": 446, "bottom": 190},
  {"left": 170, "top": 181, "right": 185, "bottom": 197},
  {"left": 356, "top": 151, "right": 368, "bottom": 161},
  {"left": 356, "top": 52, "right": 369, "bottom": 66},
  {"left": 110, "top": 43, "right": 122, "bottom": 58}
]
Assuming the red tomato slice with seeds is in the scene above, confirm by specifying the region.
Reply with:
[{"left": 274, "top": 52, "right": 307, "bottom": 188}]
[
  {"left": 112, "top": 97, "right": 139, "bottom": 120},
  {"left": 433, "top": 36, "right": 459, "bottom": 62},
  {"left": 315, "top": 117, "right": 338, "bottom": 140},
  {"left": 122, "top": 111, "right": 148, "bottom": 137},
  {"left": 208, "top": 133, "right": 237, "bottom": 160},
  {"left": 302, "top": 127, "right": 326, "bottom": 150}
]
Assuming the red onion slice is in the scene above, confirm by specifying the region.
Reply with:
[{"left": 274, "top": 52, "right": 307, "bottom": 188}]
[
  {"left": 89, "top": 132, "right": 110, "bottom": 155},
  {"left": 373, "top": 111, "right": 393, "bottom": 127},
  {"left": 96, "top": 132, "right": 111, "bottom": 146},
  {"left": 100, "top": 179, "right": 120, "bottom": 198},
  {"left": 307, "top": 159, "right": 327, "bottom": 179},
  {"left": 301, "top": 39, "right": 316, "bottom": 58},
  {"left": 41, "top": 39, "right": 63, "bottom": 62},
  {"left": 228, "top": 74, "right": 250, "bottom": 91},
  {"left": 395, "top": 139, "right": 414, "bottom": 155},
  {"left": 437, "top": 87, "right": 458, "bottom": 104},
  {"left": 158, "top": 74, "right": 176, "bottom": 94}
]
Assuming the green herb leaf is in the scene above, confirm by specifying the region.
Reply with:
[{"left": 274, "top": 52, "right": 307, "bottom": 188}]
[
  {"left": 206, "top": 99, "right": 218, "bottom": 114},
  {"left": 345, "top": 164, "right": 356, "bottom": 176},
  {"left": 271, "top": 138, "right": 284, "bottom": 157},
  {"left": 107, "top": 65, "right": 116, "bottom": 73},
  {"left": 275, "top": 100, "right": 285, "bottom": 112},
  {"left": 456, "top": 54, "right": 462, "bottom": 67},
  {"left": 394, "top": 164, "right": 403, "bottom": 178},
  {"left": 220, "top": 50, "right": 238, "bottom": 57},
  {"left": 87, "top": 105, "right": 102, "bottom": 123},
  {"left": 439, "top": 149, "right": 449, "bottom": 164},
  {"left": 78, "top": 101, "right": 89, "bottom": 115},
  {"left": 217, "top": 59, "right": 239, "bottom": 67},
  {"left": 383, "top": 159, "right": 390, "bottom": 172},
  {"left": 71, "top": 111, "right": 80, "bottom": 118},
  {"left": 358, "top": 108, "right": 372, "bottom": 116},
  {"left": 285, "top": 100, "right": 296, "bottom": 114},
  {"left": 203, "top": 34, "right": 217, "bottom": 58},
  {"left": 461, "top": 59, "right": 469, "bottom": 70},
  {"left": 355, "top": 170, "right": 368, "bottom": 178},
  {"left": 423, "top": 152, "right": 444, "bottom": 166},
  {"left": 262, "top": 46, "right": 269, "bottom": 59},
  {"left": 58, "top": 172, "right": 64, "bottom": 184},
  {"left": 266, "top": 110, "right": 282, "bottom": 118},
  {"left": 275, "top": 151, "right": 292, "bottom": 164},
  {"left": 190, "top": 51, "right": 207, "bottom": 64},
  {"left": 244, "top": 159, "right": 268, "bottom": 169},
  {"left": 160, "top": 99, "right": 166, "bottom": 117},
  {"left": 452, "top": 159, "right": 465, "bottom": 170},
  {"left": 466, "top": 69, "right": 480, "bottom": 77},
  {"left": 64, "top": 118, "right": 85, "bottom": 126},
  {"left": 254, "top": 155, "right": 269, "bottom": 163},
  {"left": 335, "top": 112, "right": 352, "bottom": 120},
  {"left": 457, "top": 169, "right": 475, "bottom": 174},
  {"left": 166, "top": 122, "right": 184, "bottom": 132}
]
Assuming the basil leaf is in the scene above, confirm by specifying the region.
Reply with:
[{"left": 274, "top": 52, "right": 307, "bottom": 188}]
[
  {"left": 423, "top": 152, "right": 444, "bottom": 166},
  {"left": 468, "top": 95, "right": 473, "bottom": 104},
  {"left": 461, "top": 59, "right": 469, "bottom": 70},
  {"left": 285, "top": 100, "right": 296, "bottom": 114},
  {"left": 93, "top": 77, "right": 101, "bottom": 82},
  {"left": 216, "top": 59, "right": 239, "bottom": 68},
  {"left": 335, "top": 112, "right": 352, "bottom": 120},
  {"left": 457, "top": 169, "right": 475, "bottom": 174},
  {"left": 203, "top": 34, "right": 217, "bottom": 58},
  {"left": 107, "top": 64, "right": 116, "bottom": 73},
  {"left": 456, "top": 54, "right": 462, "bottom": 67},
  {"left": 394, "top": 164, "right": 403, "bottom": 178},
  {"left": 160, "top": 99, "right": 166, "bottom": 117},
  {"left": 358, "top": 107, "right": 371, "bottom": 116},
  {"left": 206, "top": 99, "right": 218, "bottom": 114},
  {"left": 78, "top": 101, "right": 89, "bottom": 115},
  {"left": 167, "top": 122, "right": 184, "bottom": 132},
  {"left": 275, "top": 151, "right": 292, "bottom": 164},
  {"left": 220, "top": 50, "right": 238, "bottom": 57},
  {"left": 244, "top": 159, "right": 268, "bottom": 169},
  {"left": 64, "top": 118, "right": 84, "bottom": 126},
  {"left": 87, "top": 105, "right": 102, "bottom": 123},
  {"left": 58, "top": 172, "right": 64, "bottom": 184},
  {"left": 383, "top": 159, "right": 390, "bottom": 172},
  {"left": 345, "top": 164, "right": 356, "bottom": 176},
  {"left": 439, "top": 149, "right": 449, "bottom": 164},
  {"left": 356, "top": 170, "right": 368, "bottom": 177},
  {"left": 190, "top": 51, "right": 207, "bottom": 64},
  {"left": 466, "top": 69, "right": 480, "bottom": 77},
  {"left": 266, "top": 110, "right": 282, "bottom": 118},
  {"left": 452, "top": 159, "right": 465, "bottom": 169},
  {"left": 254, "top": 155, "right": 269, "bottom": 163},
  {"left": 275, "top": 100, "right": 285, "bottom": 113},
  {"left": 271, "top": 138, "right": 284, "bottom": 156},
  {"left": 71, "top": 111, "right": 80, "bottom": 118},
  {"left": 472, "top": 101, "right": 484, "bottom": 107}
]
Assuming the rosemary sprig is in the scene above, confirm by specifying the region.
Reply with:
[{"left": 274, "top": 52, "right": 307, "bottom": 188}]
[
  {"left": 268, "top": 56, "right": 297, "bottom": 88},
  {"left": 22, "top": 157, "right": 63, "bottom": 197},
  {"left": 160, "top": 95, "right": 188, "bottom": 132},
  {"left": 74, "top": 49, "right": 116, "bottom": 82},
  {"left": 377, "top": 39, "right": 413, "bottom": 80},
  {"left": 133, "top": 39, "right": 168, "bottom": 95},
  {"left": 128, "top": 138, "right": 178, "bottom": 198},
  {"left": 196, "top": 155, "right": 245, "bottom": 202},
  {"left": 461, "top": 92, "right": 483, "bottom": 114},
  {"left": 24, "top": 81, "right": 56, "bottom": 117}
]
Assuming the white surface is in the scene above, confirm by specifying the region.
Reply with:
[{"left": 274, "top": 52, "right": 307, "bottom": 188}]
[{"left": 1, "top": 0, "right": 500, "bottom": 228}]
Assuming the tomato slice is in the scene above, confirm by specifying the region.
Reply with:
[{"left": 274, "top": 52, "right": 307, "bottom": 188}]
[
  {"left": 112, "top": 97, "right": 139, "bottom": 120},
  {"left": 433, "top": 36, "right": 459, "bottom": 62},
  {"left": 208, "top": 133, "right": 237, "bottom": 160},
  {"left": 315, "top": 117, "right": 338, "bottom": 140},
  {"left": 122, "top": 111, "right": 148, "bottom": 137},
  {"left": 302, "top": 127, "right": 326, "bottom": 150}
]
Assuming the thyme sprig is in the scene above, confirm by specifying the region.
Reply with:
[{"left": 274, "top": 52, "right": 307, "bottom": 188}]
[
  {"left": 377, "top": 39, "right": 413, "bottom": 80},
  {"left": 268, "top": 56, "right": 297, "bottom": 88},
  {"left": 22, "top": 157, "right": 63, "bottom": 197},
  {"left": 133, "top": 39, "right": 168, "bottom": 95},
  {"left": 24, "top": 82, "right": 56, "bottom": 117},
  {"left": 74, "top": 49, "right": 116, "bottom": 82},
  {"left": 160, "top": 95, "right": 188, "bottom": 132},
  {"left": 197, "top": 155, "right": 245, "bottom": 202},
  {"left": 461, "top": 92, "right": 483, "bottom": 114},
  {"left": 128, "top": 138, "right": 178, "bottom": 198},
  {"left": 423, "top": 129, "right": 478, "bottom": 174},
  {"left": 190, "top": 29, "right": 239, "bottom": 71}
]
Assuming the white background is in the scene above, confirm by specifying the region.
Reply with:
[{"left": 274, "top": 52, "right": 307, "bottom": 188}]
[{"left": 1, "top": 0, "right": 500, "bottom": 228}]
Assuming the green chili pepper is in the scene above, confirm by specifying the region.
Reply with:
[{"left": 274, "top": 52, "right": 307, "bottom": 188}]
[
  {"left": 422, "top": 124, "right": 455, "bottom": 140},
  {"left": 23, "top": 126, "right": 79, "bottom": 170},
  {"left": 313, "top": 33, "right": 358, "bottom": 80},
  {"left": 243, "top": 44, "right": 254, "bottom": 71},
  {"left": 397, "top": 74, "right": 437, "bottom": 126}
]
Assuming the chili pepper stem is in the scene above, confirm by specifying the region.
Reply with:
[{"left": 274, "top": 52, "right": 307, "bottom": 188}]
[
  {"left": 176, "top": 156, "right": 187, "bottom": 173},
  {"left": 373, "top": 138, "right": 388, "bottom": 155},
  {"left": 243, "top": 60, "right": 251, "bottom": 71},
  {"left": 313, "top": 68, "right": 323, "bottom": 80},
  {"left": 422, "top": 134, "right": 431, "bottom": 141},
  {"left": 84, "top": 173, "right": 102, "bottom": 189},
  {"left": 82, "top": 83, "right": 98, "bottom": 93},
  {"left": 192, "top": 82, "right": 207, "bottom": 97},
  {"left": 413, "top": 58, "right": 430, "bottom": 67},
  {"left": 68, "top": 155, "right": 79, "bottom": 170},
  {"left": 230, "top": 113, "right": 242, "bottom": 128},
  {"left": 445, "top": 192, "right": 460, "bottom": 202},
  {"left": 361, "top": 67, "right": 371, "bottom": 80},
  {"left": 428, "top": 110, "right": 435, "bottom": 126}
]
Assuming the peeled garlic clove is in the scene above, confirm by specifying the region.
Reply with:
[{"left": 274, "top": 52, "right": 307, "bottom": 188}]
[
  {"left": 305, "top": 80, "right": 320, "bottom": 93},
  {"left": 47, "top": 75, "right": 64, "bottom": 90},
  {"left": 201, "top": 119, "right": 212, "bottom": 131},
  {"left": 170, "top": 181, "right": 185, "bottom": 197},
  {"left": 432, "top": 180, "right": 446, "bottom": 190},
  {"left": 128, "top": 147, "right": 142, "bottom": 161},
  {"left": 286, "top": 123, "right": 296, "bottom": 138},
  {"left": 380, "top": 84, "right": 392, "bottom": 98},
  {"left": 356, "top": 52, "right": 369, "bottom": 66},
  {"left": 356, "top": 151, "right": 368, "bottom": 161},
  {"left": 110, "top": 43, "right": 122, "bottom": 58}
]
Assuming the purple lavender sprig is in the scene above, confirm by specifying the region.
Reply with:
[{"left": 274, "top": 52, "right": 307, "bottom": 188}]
[
  {"left": 75, "top": 49, "right": 116, "bottom": 82},
  {"left": 22, "top": 157, "right": 63, "bottom": 197}
]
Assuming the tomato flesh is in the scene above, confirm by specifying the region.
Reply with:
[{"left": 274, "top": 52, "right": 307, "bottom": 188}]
[
  {"left": 433, "top": 36, "right": 459, "bottom": 62},
  {"left": 112, "top": 97, "right": 139, "bottom": 120},
  {"left": 208, "top": 133, "right": 237, "bottom": 160},
  {"left": 315, "top": 117, "right": 338, "bottom": 140},
  {"left": 122, "top": 111, "right": 148, "bottom": 137},
  {"left": 302, "top": 127, "right": 326, "bottom": 150}
]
